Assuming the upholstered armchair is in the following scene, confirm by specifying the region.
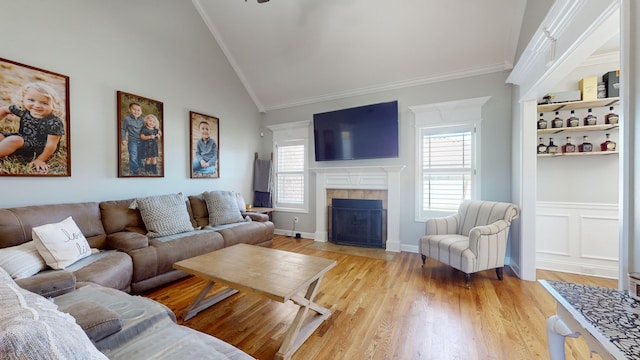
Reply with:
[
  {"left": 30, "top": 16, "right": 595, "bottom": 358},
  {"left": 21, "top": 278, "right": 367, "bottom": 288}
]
[{"left": 419, "top": 200, "right": 520, "bottom": 288}]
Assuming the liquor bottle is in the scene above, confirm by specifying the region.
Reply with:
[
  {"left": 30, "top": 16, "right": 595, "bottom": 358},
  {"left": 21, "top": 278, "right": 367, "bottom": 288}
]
[
  {"left": 583, "top": 108, "right": 597, "bottom": 126},
  {"left": 605, "top": 106, "right": 619, "bottom": 125},
  {"left": 566, "top": 110, "right": 579, "bottom": 127},
  {"left": 552, "top": 111, "right": 563, "bottom": 128},
  {"left": 546, "top": 137, "right": 558, "bottom": 154},
  {"left": 578, "top": 136, "right": 593, "bottom": 152},
  {"left": 600, "top": 133, "right": 617, "bottom": 151},
  {"left": 537, "top": 113, "right": 547, "bottom": 129},
  {"left": 537, "top": 137, "right": 547, "bottom": 154},
  {"left": 562, "top": 137, "right": 576, "bottom": 153}
]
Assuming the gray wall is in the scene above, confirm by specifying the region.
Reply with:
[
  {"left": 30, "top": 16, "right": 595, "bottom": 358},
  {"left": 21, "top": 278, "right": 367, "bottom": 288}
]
[
  {"left": 262, "top": 71, "right": 514, "bottom": 251},
  {"left": 0, "top": 0, "right": 262, "bottom": 208}
]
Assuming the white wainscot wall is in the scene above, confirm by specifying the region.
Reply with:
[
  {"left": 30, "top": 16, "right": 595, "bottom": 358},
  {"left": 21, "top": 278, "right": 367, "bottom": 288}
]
[{"left": 536, "top": 201, "right": 619, "bottom": 278}]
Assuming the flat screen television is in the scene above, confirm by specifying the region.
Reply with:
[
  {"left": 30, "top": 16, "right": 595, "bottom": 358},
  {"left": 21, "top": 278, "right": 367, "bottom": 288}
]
[{"left": 313, "top": 100, "right": 399, "bottom": 161}]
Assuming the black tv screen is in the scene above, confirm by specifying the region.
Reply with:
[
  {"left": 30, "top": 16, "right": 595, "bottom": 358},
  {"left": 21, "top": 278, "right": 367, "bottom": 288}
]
[{"left": 313, "top": 101, "right": 399, "bottom": 161}]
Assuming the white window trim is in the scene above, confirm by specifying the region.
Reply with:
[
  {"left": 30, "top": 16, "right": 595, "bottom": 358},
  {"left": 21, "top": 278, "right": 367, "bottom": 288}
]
[
  {"left": 267, "top": 121, "right": 310, "bottom": 213},
  {"left": 410, "top": 96, "right": 490, "bottom": 222}
]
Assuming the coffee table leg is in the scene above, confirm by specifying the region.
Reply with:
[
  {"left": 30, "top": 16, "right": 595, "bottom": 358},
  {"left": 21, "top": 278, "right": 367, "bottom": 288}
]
[
  {"left": 182, "top": 281, "right": 239, "bottom": 321},
  {"left": 275, "top": 276, "right": 331, "bottom": 360}
]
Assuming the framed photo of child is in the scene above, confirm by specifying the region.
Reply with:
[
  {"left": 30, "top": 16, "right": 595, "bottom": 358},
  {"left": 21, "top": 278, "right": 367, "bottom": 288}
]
[
  {"left": 117, "top": 91, "right": 164, "bottom": 178},
  {"left": 0, "top": 57, "right": 71, "bottom": 176},
  {"left": 189, "top": 111, "right": 219, "bottom": 179}
]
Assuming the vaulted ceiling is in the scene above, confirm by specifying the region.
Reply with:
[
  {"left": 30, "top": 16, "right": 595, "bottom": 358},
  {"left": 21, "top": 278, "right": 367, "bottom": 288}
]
[{"left": 193, "top": 0, "right": 527, "bottom": 112}]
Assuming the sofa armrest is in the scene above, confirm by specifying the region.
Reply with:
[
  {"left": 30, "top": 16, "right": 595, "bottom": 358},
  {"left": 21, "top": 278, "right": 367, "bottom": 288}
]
[
  {"left": 467, "top": 219, "right": 510, "bottom": 258},
  {"left": 16, "top": 270, "right": 76, "bottom": 298},
  {"left": 242, "top": 212, "right": 269, "bottom": 222},
  {"left": 107, "top": 231, "right": 149, "bottom": 252},
  {"left": 425, "top": 214, "right": 459, "bottom": 235}
]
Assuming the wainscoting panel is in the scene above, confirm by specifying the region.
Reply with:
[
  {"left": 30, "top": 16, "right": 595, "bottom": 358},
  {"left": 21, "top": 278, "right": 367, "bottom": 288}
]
[{"left": 536, "top": 202, "right": 619, "bottom": 279}]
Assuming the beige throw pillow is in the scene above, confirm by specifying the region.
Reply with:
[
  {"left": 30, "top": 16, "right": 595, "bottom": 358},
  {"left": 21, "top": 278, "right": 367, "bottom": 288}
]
[
  {"left": 0, "top": 241, "right": 47, "bottom": 279},
  {"left": 204, "top": 191, "right": 244, "bottom": 226},
  {"left": 134, "top": 193, "right": 194, "bottom": 238},
  {"left": 32, "top": 217, "right": 93, "bottom": 270}
]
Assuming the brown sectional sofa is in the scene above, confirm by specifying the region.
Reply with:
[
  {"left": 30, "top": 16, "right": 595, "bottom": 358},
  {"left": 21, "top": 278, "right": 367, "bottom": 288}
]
[{"left": 0, "top": 192, "right": 272, "bottom": 359}]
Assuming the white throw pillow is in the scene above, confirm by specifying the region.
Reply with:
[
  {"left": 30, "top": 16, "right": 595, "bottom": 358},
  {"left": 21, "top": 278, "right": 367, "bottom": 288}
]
[
  {"left": 0, "top": 241, "right": 47, "bottom": 279},
  {"left": 204, "top": 191, "right": 244, "bottom": 226},
  {"left": 135, "top": 193, "right": 195, "bottom": 238},
  {"left": 32, "top": 216, "right": 92, "bottom": 270},
  {"left": 236, "top": 192, "right": 247, "bottom": 212}
]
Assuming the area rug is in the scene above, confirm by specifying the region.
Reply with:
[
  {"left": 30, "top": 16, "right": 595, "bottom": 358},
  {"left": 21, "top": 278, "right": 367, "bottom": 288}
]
[{"left": 305, "top": 241, "right": 396, "bottom": 261}]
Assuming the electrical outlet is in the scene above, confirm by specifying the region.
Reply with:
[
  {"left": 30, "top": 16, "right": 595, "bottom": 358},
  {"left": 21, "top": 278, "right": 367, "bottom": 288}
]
[{"left": 294, "top": 217, "right": 299, "bottom": 223}]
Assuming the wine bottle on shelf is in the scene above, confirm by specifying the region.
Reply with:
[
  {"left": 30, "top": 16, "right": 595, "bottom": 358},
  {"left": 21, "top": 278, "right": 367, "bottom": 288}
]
[
  {"left": 537, "top": 137, "right": 547, "bottom": 154},
  {"left": 600, "top": 133, "right": 617, "bottom": 151},
  {"left": 546, "top": 137, "right": 558, "bottom": 154},
  {"left": 578, "top": 136, "right": 593, "bottom": 152},
  {"left": 537, "top": 113, "right": 547, "bottom": 129},
  {"left": 562, "top": 137, "right": 576, "bottom": 153},
  {"left": 552, "top": 111, "right": 563, "bottom": 128},
  {"left": 605, "top": 106, "right": 619, "bottom": 125},
  {"left": 566, "top": 110, "right": 579, "bottom": 128},
  {"left": 583, "top": 108, "right": 597, "bottom": 126}
]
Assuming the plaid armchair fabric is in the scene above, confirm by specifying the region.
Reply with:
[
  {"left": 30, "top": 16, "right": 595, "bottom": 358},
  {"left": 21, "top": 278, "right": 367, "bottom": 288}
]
[{"left": 419, "top": 200, "right": 520, "bottom": 287}]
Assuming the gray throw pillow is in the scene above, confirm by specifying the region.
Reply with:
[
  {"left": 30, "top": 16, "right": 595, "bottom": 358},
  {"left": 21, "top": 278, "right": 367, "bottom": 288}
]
[
  {"left": 133, "top": 193, "right": 195, "bottom": 238},
  {"left": 0, "top": 275, "right": 108, "bottom": 359},
  {"left": 203, "top": 191, "right": 244, "bottom": 226}
]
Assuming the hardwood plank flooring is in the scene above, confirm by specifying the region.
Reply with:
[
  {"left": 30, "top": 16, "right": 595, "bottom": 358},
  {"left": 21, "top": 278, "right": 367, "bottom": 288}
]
[{"left": 143, "top": 235, "right": 617, "bottom": 360}]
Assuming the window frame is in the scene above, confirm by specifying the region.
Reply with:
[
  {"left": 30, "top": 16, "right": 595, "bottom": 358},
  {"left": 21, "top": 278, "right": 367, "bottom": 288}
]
[
  {"left": 268, "top": 121, "right": 310, "bottom": 213},
  {"left": 410, "top": 97, "right": 489, "bottom": 221}
]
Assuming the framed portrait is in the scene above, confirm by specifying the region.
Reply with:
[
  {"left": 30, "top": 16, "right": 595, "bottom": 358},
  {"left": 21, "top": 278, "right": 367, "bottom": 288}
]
[
  {"left": 189, "top": 111, "right": 219, "bottom": 179},
  {"left": 117, "top": 91, "right": 164, "bottom": 178},
  {"left": 0, "top": 58, "right": 71, "bottom": 176}
]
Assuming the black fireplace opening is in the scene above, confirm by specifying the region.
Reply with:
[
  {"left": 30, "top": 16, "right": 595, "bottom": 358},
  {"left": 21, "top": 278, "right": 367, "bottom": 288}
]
[{"left": 329, "top": 198, "right": 386, "bottom": 249}]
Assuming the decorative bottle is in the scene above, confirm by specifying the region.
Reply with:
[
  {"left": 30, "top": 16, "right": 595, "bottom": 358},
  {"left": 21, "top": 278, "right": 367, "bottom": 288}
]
[
  {"left": 578, "top": 136, "right": 593, "bottom": 152},
  {"left": 552, "top": 111, "right": 563, "bottom": 128},
  {"left": 583, "top": 108, "right": 597, "bottom": 126},
  {"left": 566, "top": 110, "right": 579, "bottom": 128},
  {"left": 605, "top": 106, "right": 619, "bottom": 125},
  {"left": 600, "top": 133, "right": 617, "bottom": 151},
  {"left": 562, "top": 137, "right": 576, "bottom": 153},
  {"left": 537, "top": 113, "right": 547, "bottom": 129},
  {"left": 537, "top": 137, "right": 547, "bottom": 154},
  {"left": 546, "top": 137, "right": 558, "bottom": 154}
]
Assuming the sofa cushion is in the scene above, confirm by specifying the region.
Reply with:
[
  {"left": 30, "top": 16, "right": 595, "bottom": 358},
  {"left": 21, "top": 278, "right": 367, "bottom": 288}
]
[
  {"left": 203, "top": 191, "right": 244, "bottom": 226},
  {"left": 0, "top": 241, "right": 47, "bottom": 279},
  {"left": 132, "top": 193, "right": 194, "bottom": 238},
  {"left": 32, "top": 216, "right": 93, "bottom": 270},
  {"left": 0, "top": 269, "right": 108, "bottom": 360},
  {"left": 60, "top": 300, "right": 123, "bottom": 343}
]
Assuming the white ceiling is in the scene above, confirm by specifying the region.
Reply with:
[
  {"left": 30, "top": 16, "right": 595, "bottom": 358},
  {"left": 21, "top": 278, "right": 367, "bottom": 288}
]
[{"left": 193, "top": 0, "right": 527, "bottom": 112}]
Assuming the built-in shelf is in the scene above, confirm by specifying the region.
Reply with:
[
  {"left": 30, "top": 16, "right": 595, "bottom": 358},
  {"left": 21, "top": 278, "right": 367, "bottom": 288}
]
[
  {"left": 537, "top": 97, "right": 620, "bottom": 113},
  {"left": 538, "top": 151, "right": 618, "bottom": 157},
  {"left": 538, "top": 124, "right": 619, "bottom": 135}
]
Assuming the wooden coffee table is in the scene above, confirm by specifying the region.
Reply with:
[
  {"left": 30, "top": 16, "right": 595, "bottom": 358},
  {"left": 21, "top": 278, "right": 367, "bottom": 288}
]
[{"left": 173, "top": 243, "right": 337, "bottom": 360}]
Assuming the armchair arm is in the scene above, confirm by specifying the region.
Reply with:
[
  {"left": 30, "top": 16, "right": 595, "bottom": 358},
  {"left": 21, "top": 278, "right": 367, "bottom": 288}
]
[
  {"left": 467, "top": 219, "right": 510, "bottom": 262},
  {"left": 107, "top": 231, "right": 149, "bottom": 252},
  {"left": 242, "top": 211, "right": 270, "bottom": 222},
  {"left": 16, "top": 270, "right": 76, "bottom": 298},
  {"left": 425, "top": 214, "right": 459, "bottom": 235}
]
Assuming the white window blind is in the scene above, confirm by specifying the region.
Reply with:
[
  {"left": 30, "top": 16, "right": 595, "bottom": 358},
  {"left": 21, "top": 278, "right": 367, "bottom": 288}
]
[
  {"left": 419, "top": 127, "right": 475, "bottom": 215},
  {"left": 276, "top": 143, "right": 305, "bottom": 205}
]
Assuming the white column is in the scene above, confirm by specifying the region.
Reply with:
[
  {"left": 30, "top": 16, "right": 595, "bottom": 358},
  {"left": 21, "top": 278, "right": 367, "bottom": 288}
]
[
  {"left": 620, "top": 0, "right": 640, "bottom": 285},
  {"left": 314, "top": 172, "right": 328, "bottom": 242}
]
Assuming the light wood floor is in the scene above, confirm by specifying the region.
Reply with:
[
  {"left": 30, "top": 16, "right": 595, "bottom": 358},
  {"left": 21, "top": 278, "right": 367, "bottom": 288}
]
[{"left": 143, "top": 236, "right": 617, "bottom": 360}]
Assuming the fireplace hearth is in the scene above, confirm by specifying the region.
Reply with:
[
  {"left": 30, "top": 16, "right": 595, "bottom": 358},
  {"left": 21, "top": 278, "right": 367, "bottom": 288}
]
[{"left": 329, "top": 198, "right": 386, "bottom": 248}]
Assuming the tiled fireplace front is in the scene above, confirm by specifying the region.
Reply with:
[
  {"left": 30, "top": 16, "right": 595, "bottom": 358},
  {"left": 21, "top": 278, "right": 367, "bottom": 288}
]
[{"left": 311, "top": 166, "right": 404, "bottom": 252}]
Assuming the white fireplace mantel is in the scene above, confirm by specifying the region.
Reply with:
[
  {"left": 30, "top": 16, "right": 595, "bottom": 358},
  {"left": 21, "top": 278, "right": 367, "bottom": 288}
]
[{"left": 311, "top": 165, "right": 405, "bottom": 252}]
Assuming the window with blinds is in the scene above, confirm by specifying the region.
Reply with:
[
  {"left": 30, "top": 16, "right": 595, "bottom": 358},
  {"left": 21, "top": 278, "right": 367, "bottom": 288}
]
[
  {"left": 275, "top": 142, "right": 305, "bottom": 207},
  {"left": 419, "top": 128, "right": 475, "bottom": 214}
]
